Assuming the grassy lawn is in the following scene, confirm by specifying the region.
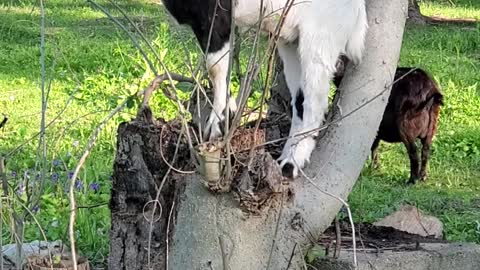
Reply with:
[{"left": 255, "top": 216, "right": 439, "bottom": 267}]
[
  {"left": 349, "top": 0, "right": 480, "bottom": 244},
  {"left": 0, "top": 0, "right": 479, "bottom": 265},
  {"left": 420, "top": 0, "right": 480, "bottom": 20}
]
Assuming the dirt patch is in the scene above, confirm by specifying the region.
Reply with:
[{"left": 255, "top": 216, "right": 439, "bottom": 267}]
[
  {"left": 25, "top": 255, "right": 89, "bottom": 270},
  {"left": 319, "top": 221, "right": 447, "bottom": 253}
]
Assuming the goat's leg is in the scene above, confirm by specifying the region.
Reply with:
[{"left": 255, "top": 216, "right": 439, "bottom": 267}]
[
  {"left": 419, "top": 137, "right": 431, "bottom": 181},
  {"left": 204, "top": 42, "right": 236, "bottom": 140},
  {"left": 403, "top": 139, "right": 420, "bottom": 184},
  {"left": 276, "top": 41, "right": 305, "bottom": 176},
  {"left": 278, "top": 32, "right": 338, "bottom": 177},
  {"left": 371, "top": 138, "right": 381, "bottom": 169},
  {"left": 276, "top": 41, "right": 302, "bottom": 122}
]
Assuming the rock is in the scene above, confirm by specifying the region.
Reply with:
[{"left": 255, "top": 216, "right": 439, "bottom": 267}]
[
  {"left": 374, "top": 205, "right": 443, "bottom": 238},
  {"left": 2, "top": 240, "right": 64, "bottom": 266}
]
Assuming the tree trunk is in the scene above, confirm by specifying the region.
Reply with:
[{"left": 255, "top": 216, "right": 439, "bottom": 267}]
[
  {"left": 108, "top": 118, "right": 190, "bottom": 270},
  {"left": 171, "top": 0, "right": 408, "bottom": 268},
  {"left": 109, "top": 0, "right": 408, "bottom": 269},
  {"left": 407, "top": 0, "right": 427, "bottom": 24}
]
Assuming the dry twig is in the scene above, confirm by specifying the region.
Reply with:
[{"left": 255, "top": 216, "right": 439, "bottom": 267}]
[
  {"left": 334, "top": 215, "right": 341, "bottom": 258},
  {"left": 138, "top": 73, "right": 195, "bottom": 107},
  {"left": 68, "top": 100, "right": 130, "bottom": 270},
  {"left": 295, "top": 163, "right": 358, "bottom": 268}
]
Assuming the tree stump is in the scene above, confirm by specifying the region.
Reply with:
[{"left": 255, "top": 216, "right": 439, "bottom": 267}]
[{"left": 108, "top": 111, "right": 190, "bottom": 270}]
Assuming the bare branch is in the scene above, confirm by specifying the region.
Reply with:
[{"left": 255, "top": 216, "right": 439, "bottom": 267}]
[
  {"left": 68, "top": 98, "right": 130, "bottom": 270},
  {"left": 139, "top": 73, "right": 195, "bottom": 107},
  {"left": 165, "top": 201, "right": 175, "bottom": 270}
]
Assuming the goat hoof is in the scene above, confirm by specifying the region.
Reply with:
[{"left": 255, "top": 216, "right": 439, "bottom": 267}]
[
  {"left": 278, "top": 158, "right": 299, "bottom": 178},
  {"left": 277, "top": 136, "right": 316, "bottom": 179},
  {"left": 370, "top": 162, "right": 380, "bottom": 170},
  {"left": 203, "top": 111, "right": 223, "bottom": 141},
  {"left": 281, "top": 163, "right": 296, "bottom": 179},
  {"left": 407, "top": 178, "right": 418, "bottom": 185}
]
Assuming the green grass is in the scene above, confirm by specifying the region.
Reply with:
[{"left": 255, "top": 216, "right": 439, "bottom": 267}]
[
  {"left": 349, "top": 2, "right": 480, "bottom": 243},
  {"left": 420, "top": 0, "right": 480, "bottom": 20},
  {"left": 0, "top": 0, "right": 479, "bottom": 265},
  {"left": 0, "top": 0, "right": 183, "bottom": 264}
]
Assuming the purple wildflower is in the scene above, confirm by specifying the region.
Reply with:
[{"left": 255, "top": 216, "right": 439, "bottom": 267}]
[
  {"left": 52, "top": 173, "right": 59, "bottom": 183},
  {"left": 53, "top": 159, "right": 60, "bottom": 166},
  {"left": 17, "top": 182, "right": 25, "bottom": 196},
  {"left": 89, "top": 183, "right": 100, "bottom": 192},
  {"left": 10, "top": 171, "right": 17, "bottom": 177},
  {"left": 68, "top": 171, "right": 74, "bottom": 179},
  {"left": 32, "top": 205, "right": 40, "bottom": 214},
  {"left": 75, "top": 180, "right": 84, "bottom": 190}
]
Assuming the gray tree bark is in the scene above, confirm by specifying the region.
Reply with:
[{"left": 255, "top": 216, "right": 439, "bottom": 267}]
[
  {"left": 407, "top": 0, "right": 427, "bottom": 24},
  {"left": 168, "top": 0, "right": 409, "bottom": 269}
]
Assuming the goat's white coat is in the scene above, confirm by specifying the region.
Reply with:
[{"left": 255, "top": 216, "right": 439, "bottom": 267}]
[
  {"left": 205, "top": 43, "right": 231, "bottom": 139},
  {"left": 204, "top": 0, "right": 368, "bottom": 176}
]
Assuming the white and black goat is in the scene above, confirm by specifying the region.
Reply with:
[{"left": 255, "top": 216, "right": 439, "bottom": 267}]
[{"left": 162, "top": 0, "right": 368, "bottom": 177}]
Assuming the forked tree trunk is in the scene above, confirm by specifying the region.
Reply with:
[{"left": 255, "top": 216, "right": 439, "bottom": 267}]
[{"left": 109, "top": 0, "right": 408, "bottom": 269}]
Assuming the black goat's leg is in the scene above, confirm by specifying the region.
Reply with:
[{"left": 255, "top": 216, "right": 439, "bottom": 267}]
[
  {"left": 404, "top": 139, "right": 420, "bottom": 184},
  {"left": 370, "top": 137, "right": 380, "bottom": 169},
  {"left": 420, "top": 137, "right": 431, "bottom": 181}
]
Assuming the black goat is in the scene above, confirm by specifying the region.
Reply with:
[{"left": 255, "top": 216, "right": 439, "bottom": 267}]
[{"left": 334, "top": 58, "right": 443, "bottom": 184}]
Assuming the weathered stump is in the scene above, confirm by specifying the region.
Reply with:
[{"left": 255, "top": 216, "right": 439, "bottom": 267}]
[{"left": 108, "top": 111, "right": 190, "bottom": 270}]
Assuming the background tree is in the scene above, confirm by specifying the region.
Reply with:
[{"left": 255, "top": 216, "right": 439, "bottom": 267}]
[{"left": 408, "top": 0, "right": 428, "bottom": 24}]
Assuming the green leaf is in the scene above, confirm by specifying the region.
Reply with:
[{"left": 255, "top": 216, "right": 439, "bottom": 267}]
[
  {"left": 176, "top": 82, "right": 194, "bottom": 93},
  {"left": 306, "top": 245, "right": 326, "bottom": 263}
]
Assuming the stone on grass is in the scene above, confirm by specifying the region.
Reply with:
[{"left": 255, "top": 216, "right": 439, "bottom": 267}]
[{"left": 374, "top": 205, "right": 443, "bottom": 238}]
